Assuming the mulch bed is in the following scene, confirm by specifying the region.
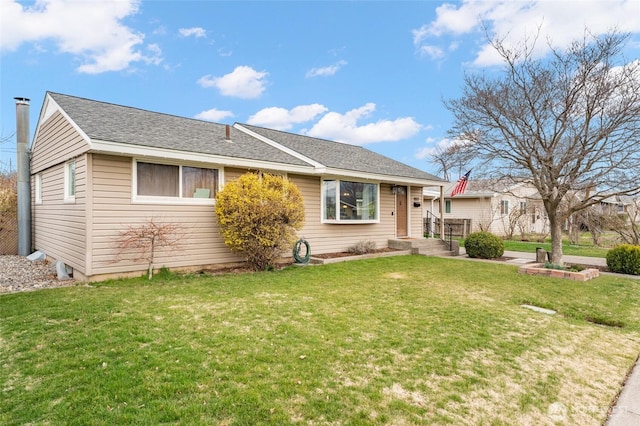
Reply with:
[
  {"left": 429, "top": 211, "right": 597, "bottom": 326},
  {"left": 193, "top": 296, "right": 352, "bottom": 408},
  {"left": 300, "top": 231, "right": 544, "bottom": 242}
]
[{"left": 311, "top": 247, "right": 403, "bottom": 259}]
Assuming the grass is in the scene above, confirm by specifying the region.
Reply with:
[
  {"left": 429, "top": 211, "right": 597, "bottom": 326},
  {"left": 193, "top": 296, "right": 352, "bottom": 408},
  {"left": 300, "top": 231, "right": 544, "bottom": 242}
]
[
  {"left": 2, "top": 256, "right": 640, "bottom": 425},
  {"left": 501, "top": 240, "right": 610, "bottom": 258}
]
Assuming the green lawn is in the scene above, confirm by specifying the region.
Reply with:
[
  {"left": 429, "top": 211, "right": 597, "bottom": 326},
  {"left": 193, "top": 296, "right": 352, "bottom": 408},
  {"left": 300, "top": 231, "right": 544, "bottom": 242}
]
[
  {"left": 501, "top": 240, "right": 610, "bottom": 258},
  {"left": 2, "top": 256, "right": 640, "bottom": 425}
]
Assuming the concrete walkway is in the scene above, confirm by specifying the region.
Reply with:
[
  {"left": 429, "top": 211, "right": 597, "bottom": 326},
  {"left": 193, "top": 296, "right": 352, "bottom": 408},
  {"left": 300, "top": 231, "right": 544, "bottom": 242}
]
[
  {"left": 457, "top": 249, "right": 638, "bottom": 425},
  {"left": 502, "top": 250, "right": 608, "bottom": 267}
]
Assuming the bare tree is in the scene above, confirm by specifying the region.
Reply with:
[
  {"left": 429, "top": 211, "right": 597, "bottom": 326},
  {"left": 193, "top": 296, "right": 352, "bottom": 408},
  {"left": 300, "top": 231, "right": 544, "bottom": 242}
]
[
  {"left": 445, "top": 30, "right": 640, "bottom": 264},
  {"left": 607, "top": 199, "right": 640, "bottom": 245},
  {"left": 1, "top": 132, "right": 15, "bottom": 173},
  {"left": 113, "top": 218, "right": 186, "bottom": 279},
  {"left": 429, "top": 141, "right": 475, "bottom": 181},
  {"left": 477, "top": 200, "right": 499, "bottom": 232}
]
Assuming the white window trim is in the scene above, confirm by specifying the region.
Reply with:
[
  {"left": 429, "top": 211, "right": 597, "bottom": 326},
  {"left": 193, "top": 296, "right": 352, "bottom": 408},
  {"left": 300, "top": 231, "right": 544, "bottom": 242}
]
[
  {"left": 64, "top": 161, "right": 75, "bottom": 203},
  {"left": 131, "top": 159, "right": 222, "bottom": 205},
  {"left": 35, "top": 173, "right": 42, "bottom": 204},
  {"left": 321, "top": 178, "right": 380, "bottom": 224}
]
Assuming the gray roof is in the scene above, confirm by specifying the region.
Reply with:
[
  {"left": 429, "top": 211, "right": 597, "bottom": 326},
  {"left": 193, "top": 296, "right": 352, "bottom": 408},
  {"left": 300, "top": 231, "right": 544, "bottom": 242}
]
[
  {"left": 240, "top": 124, "right": 444, "bottom": 182},
  {"left": 48, "top": 92, "right": 308, "bottom": 167},
  {"left": 46, "top": 92, "right": 445, "bottom": 183}
]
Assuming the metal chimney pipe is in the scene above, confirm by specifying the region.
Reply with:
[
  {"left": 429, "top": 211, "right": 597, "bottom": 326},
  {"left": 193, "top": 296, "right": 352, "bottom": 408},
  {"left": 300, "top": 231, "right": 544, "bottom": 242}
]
[{"left": 15, "top": 97, "right": 31, "bottom": 256}]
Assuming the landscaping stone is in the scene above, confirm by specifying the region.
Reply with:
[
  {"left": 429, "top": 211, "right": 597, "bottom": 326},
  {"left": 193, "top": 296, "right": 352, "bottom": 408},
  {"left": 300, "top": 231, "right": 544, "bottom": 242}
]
[
  {"left": 518, "top": 263, "right": 600, "bottom": 281},
  {"left": 521, "top": 304, "right": 557, "bottom": 315}
]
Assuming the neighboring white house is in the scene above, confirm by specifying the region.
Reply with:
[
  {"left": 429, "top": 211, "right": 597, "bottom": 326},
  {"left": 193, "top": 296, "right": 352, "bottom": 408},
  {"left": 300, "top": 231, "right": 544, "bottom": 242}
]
[{"left": 423, "top": 180, "right": 548, "bottom": 238}]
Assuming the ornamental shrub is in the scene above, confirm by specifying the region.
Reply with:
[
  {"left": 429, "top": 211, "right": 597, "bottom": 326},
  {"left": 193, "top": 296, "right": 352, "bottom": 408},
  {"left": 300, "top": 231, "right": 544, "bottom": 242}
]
[
  {"left": 215, "top": 172, "right": 305, "bottom": 271},
  {"left": 464, "top": 231, "right": 504, "bottom": 259},
  {"left": 606, "top": 244, "right": 640, "bottom": 275}
]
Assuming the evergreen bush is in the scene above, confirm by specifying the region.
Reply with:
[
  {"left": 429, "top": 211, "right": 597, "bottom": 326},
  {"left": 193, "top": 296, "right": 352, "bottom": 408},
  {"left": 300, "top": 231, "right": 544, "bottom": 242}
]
[
  {"left": 606, "top": 244, "right": 640, "bottom": 275},
  {"left": 464, "top": 231, "right": 504, "bottom": 259}
]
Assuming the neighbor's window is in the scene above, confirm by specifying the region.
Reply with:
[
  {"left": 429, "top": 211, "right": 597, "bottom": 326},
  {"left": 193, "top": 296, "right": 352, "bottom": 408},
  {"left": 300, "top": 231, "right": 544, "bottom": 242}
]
[
  {"left": 35, "top": 173, "right": 42, "bottom": 204},
  {"left": 322, "top": 179, "right": 378, "bottom": 222},
  {"left": 64, "top": 160, "right": 75, "bottom": 201},
  {"left": 445, "top": 200, "right": 452, "bottom": 214},
  {"left": 135, "top": 161, "right": 218, "bottom": 200},
  {"left": 519, "top": 201, "right": 527, "bottom": 213},
  {"left": 500, "top": 200, "right": 509, "bottom": 215}
]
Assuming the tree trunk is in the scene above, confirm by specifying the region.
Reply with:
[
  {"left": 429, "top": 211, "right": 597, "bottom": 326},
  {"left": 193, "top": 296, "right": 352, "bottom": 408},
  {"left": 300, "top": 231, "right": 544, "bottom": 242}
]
[{"left": 549, "top": 215, "right": 564, "bottom": 265}]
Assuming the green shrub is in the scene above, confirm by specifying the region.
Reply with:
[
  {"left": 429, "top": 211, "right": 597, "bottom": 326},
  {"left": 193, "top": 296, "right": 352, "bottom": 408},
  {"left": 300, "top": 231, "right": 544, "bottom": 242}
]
[
  {"left": 606, "top": 244, "right": 640, "bottom": 275},
  {"left": 464, "top": 231, "right": 504, "bottom": 259}
]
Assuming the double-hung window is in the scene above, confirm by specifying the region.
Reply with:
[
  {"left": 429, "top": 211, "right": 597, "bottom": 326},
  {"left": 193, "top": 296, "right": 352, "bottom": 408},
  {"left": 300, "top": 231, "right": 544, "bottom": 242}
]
[
  {"left": 500, "top": 200, "right": 509, "bottom": 215},
  {"left": 135, "top": 161, "right": 219, "bottom": 202},
  {"left": 322, "top": 179, "right": 379, "bottom": 223}
]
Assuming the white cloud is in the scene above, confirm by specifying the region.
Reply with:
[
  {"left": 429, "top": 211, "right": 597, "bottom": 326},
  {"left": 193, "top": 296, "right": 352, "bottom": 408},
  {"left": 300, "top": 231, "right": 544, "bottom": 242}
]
[
  {"left": 303, "top": 103, "right": 422, "bottom": 145},
  {"left": 194, "top": 108, "right": 234, "bottom": 122},
  {"left": 414, "top": 136, "right": 472, "bottom": 160},
  {"left": 0, "top": 0, "right": 159, "bottom": 74},
  {"left": 179, "top": 27, "right": 206, "bottom": 38},
  {"left": 198, "top": 66, "right": 268, "bottom": 99},
  {"left": 247, "top": 104, "right": 328, "bottom": 130},
  {"left": 414, "top": 0, "right": 640, "bottom": 66},
  {"left": 306, "top": 60, "right": 347, "bottom": 78}
]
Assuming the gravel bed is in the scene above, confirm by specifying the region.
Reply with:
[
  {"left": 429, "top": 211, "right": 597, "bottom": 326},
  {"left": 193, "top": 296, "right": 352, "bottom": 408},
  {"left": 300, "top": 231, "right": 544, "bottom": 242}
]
[{"left": 0, "top": 255, "right": 76, "bottom": 294}]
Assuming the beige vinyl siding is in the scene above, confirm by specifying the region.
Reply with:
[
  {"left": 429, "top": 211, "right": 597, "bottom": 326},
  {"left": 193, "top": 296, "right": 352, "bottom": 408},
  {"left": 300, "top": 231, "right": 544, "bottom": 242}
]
[
  {"left": 409, "top": 186, "right": 424, "bottom": 238},
  {"left": 292, "top": 176, "right": 396, "bottom": 254},
  {"left": 31, "top": 111, "right": 89, "bottom": 173},
  {"left": 32, "top": 154, "right": 87, "bottom": 273},
  {"left": 90, "top": 155, "right": 243, "bottom": 276},
  {"left": 441, "top": 197, "right": 495, "bottom": 233},
  {"left": 86, "top": 159, "right": 424, "bottom": 278}
]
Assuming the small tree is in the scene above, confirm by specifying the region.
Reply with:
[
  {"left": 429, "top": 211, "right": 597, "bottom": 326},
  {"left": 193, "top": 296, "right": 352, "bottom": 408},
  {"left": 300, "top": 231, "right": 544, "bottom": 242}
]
[
  {"left": 215, "top": 172, "right": 305, "bottom": 271},
  {"left": 113, "top": 218, "right": 185, "bottom": 279}
]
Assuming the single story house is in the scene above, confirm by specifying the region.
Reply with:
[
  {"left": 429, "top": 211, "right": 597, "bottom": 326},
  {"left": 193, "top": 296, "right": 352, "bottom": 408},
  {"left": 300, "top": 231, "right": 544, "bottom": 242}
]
[
  {"left": 423, "top": 180, "right": 548, "bottom": 238},
  {"left": 29, "top": 92, "right": 446, "bottom": 281}
]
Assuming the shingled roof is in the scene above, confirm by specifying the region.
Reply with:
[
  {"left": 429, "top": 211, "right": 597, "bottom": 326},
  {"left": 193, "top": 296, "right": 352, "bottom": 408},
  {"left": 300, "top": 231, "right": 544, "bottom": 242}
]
[
  {"left": 43, "top": 92, "right": 445, "bottom": 185},
  {"left": 47, "top": 92, "right": 308, "bottom": 167},
  {"left": 239, "top": 124, "right": 444, "bottom": 182}
]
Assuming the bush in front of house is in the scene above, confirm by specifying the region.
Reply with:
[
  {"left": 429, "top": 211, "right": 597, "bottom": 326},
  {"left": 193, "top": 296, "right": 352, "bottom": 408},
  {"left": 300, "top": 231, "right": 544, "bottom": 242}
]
[
  {"left": 215, "top": 172, "right": 305, "bottom": 271},
  {"left": 464, "top": 231, "right": 504, "bottom": 259},
  {"left": 606, "top": 244, "right": 640, "bottom": 275},
  {"left": 347, "top": 240, "right": 377, "bottom": 255}
]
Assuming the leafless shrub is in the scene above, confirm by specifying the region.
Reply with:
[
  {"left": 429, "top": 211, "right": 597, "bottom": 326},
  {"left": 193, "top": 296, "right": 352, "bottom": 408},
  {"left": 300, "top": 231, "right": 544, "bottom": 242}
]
[
  {"left": 113, "top": 218, "right": 186, "bottom": 279},
  {"left": 347, "top": 240, "right": 377, "bottom": 255}
]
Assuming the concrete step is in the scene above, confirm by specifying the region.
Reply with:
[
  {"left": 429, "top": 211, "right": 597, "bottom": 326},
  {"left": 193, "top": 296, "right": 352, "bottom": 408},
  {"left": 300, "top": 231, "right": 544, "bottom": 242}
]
[
  {"left": 416, "top": 248, "right": 457, "bottom": 256},
  {"left": 388, "top": 238, "right": 447, "bottom": 250},
  {"left": 388, "top": 238, "right": 457, "bottom": 256}
]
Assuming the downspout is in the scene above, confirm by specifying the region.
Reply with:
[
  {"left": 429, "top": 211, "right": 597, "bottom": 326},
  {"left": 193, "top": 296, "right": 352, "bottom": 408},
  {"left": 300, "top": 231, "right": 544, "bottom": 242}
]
[{"left": 15, "top": 97, "right": 31, "bottom": 256}]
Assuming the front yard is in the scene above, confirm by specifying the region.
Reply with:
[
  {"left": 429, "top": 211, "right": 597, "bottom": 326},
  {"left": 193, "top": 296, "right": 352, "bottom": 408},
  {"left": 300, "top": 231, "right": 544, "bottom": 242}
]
[{"left": 2, "top": 256, "right": 639, "bottom": 425}]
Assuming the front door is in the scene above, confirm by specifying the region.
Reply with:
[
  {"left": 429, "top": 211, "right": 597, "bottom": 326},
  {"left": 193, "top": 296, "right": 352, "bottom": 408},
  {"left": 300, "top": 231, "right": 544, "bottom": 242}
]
[{"left": 396, "top": 186, "right": 408, "bottom": 237}]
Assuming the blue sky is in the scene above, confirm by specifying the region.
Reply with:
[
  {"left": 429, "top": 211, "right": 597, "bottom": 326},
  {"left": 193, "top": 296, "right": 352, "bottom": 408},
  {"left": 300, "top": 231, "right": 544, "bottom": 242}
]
[{"left": 1, "top": 0, "right": 639, "bottom": 178}]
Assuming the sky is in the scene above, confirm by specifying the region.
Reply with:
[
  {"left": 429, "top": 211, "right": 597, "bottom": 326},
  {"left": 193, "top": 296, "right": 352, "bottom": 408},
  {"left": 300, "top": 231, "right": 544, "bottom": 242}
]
[{"left": 1, "top": 0, "right": 639, "bottom": 178}]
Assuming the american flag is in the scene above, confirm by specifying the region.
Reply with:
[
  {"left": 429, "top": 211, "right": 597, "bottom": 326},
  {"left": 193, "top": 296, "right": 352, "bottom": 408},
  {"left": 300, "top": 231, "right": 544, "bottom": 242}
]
[{"left": 450, "top": 170, "right": 471, "bottom": 197}]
